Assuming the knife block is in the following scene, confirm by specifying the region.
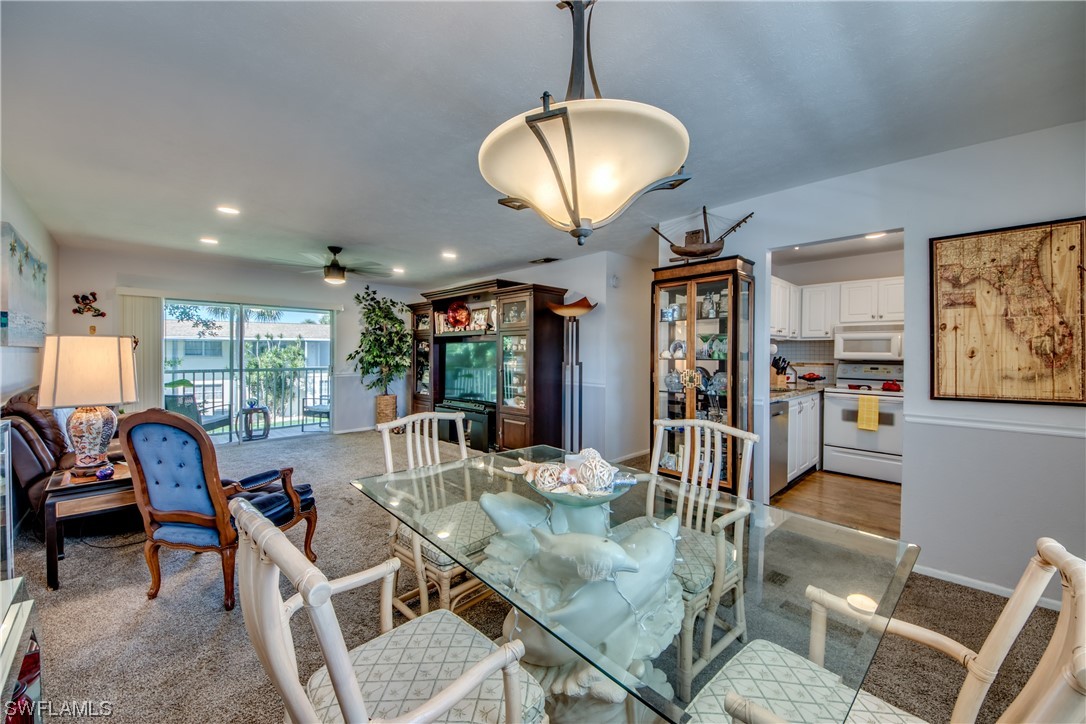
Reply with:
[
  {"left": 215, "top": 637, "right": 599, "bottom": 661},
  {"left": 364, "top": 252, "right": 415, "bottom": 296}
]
[{"left": 772, "top": 372, "right": 790, "bottom": 388}]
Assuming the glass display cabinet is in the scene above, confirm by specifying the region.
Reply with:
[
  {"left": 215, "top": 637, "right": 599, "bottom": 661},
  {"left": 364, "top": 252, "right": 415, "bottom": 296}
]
[
  {"left": 500, "top": 333, "right": 529, "bottom": 411},
  {"left": 1, "top": 421, "right": 42, "bottom": 718},
  {"left": 408, "top": 302, "right": 434, "bottom": 413},
  {"left": 651, "top": 256, "right": 755, "bottom": 493}
]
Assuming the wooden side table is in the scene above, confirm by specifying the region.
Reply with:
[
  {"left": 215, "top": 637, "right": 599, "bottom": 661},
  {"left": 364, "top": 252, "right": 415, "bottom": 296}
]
[
  {"left": 43, "top": 464, "right": 136, "bottom": 590},
  {"left": 237, "top": 405, "right": 271, "bottom": 441}
]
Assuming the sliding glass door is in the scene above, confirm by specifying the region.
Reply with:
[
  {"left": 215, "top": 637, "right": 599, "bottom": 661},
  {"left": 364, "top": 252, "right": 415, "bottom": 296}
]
[{"left": 163, "top": 300, "right": 332, "bottom": 442}]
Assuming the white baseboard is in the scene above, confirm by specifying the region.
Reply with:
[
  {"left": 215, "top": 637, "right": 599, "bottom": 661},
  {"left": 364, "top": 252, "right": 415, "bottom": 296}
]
[
  {"left": 332, "top": 426, "right": 375, "bottom": 435},
  {"left": 914, "top": 564, "right": 1061, "bottom": 611},
  {"left": 614, "top": 449, "right": 651, "bottom": 464}
]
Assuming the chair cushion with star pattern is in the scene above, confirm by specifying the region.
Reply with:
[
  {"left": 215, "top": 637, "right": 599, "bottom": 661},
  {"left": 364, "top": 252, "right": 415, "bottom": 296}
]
[
  {"left": 687, "top": 638, "right": 924, "bottom": 723},
  {"left": 395, "top": 500, "right": 497, "bottom": 569},
  {"left": 305, "top": 608, "right": 546, "bottom": 724}
]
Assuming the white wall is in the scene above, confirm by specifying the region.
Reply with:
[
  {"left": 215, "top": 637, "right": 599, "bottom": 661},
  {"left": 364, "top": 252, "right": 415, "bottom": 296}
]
[
  {"left": 773, "top": 249, "right": 904, "bottom": 286},
  {"left": 0, "top": 173, "right": 58, "bottom": 398},
  {"left": 658, "top": 121, "right": 1086, "bottom": 596},
  {"left": 54, "top": 244, "right": 419, "bottom": 432}
]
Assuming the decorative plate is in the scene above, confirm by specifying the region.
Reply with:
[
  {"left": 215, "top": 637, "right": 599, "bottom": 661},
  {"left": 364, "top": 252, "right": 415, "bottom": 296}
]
[{"left": 445, "top": 301, "right": 470, "bottom": 329}]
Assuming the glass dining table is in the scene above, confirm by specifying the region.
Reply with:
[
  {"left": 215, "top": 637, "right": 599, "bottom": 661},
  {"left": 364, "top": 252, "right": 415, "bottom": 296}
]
[{"left": 352, "top": 445, "right": 919, "bottom": 724}]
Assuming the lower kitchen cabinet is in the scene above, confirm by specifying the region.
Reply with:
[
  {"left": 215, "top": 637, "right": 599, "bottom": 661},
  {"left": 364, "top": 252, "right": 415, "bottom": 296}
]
[{"left": 787, "top": 393, "right": 822, "bottom": 482}]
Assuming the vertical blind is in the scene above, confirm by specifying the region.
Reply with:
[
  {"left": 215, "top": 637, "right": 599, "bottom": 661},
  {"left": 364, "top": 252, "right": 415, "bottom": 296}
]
[{"left": 120, "top": 294, "right": 163, "bottom": 411}]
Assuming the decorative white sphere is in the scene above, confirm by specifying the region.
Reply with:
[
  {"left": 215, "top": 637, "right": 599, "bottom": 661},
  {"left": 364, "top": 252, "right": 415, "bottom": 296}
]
[
  {"left": 534, "top": 464, "right": 565, "bottom": 491},
  {"left": 578, "top": 456, "right": 618, "bottom": 492}
]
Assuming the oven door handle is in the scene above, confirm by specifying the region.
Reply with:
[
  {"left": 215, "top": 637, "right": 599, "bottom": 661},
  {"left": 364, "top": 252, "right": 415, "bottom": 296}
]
[{"left": 825, "top": 392, "right": 904, "bottom": 404}]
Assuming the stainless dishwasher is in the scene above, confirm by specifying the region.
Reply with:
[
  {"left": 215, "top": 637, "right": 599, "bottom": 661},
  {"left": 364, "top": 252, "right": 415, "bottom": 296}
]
[{"left": 769, "top": 400, "right": 789, "bottom": 496}]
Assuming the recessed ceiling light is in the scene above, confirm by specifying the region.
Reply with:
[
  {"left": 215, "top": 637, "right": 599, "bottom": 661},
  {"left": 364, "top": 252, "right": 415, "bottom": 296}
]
[
  {"left": 441, "top": 251, "right": 457, "bottom": 259},
  {"left": 199, "top": 237, "right": 219, "bottom": 245},
  {"left": 793, "top": 246, "right": 800, "bottom": 250},
  {"left": 216, "top": 205, "right": 240, "bottom": 215},
  {"left": 865, "top": 232, "right": 887, "bottom": 239},
  {"left": 392, "top": 267, "right": 405, "bottom": 274}
]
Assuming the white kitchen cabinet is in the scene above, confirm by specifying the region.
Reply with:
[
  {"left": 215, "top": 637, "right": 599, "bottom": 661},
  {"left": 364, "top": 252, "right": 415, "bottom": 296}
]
[
  {"left": 787, "top": 397, "right": 803, "bottom": 481},
  {"left": 787, "top": 393, "right": 822, "bottom": 482},
  {"left": 800, "top": 283, "right": 839, "bottom": 338},
  {"left": 878, "top": 277, "right": 906, "bottom": 321},
  {"left": 839, "top": 277, "right": 904, "bottom": 323},
  {"left": 770, "top": 277, "right": 792, "bottom": 338},
  {"left": 803, "top": 395, "right": 822, "bottom": 471},
  {"left": 789, "top": 283, "right": 801, "bottom": 338}
]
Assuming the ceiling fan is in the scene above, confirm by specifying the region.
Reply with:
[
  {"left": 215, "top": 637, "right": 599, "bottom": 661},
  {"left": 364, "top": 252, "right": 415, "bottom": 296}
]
[{"left": 281, "top": 246, "right": 391, "bottom": 285}]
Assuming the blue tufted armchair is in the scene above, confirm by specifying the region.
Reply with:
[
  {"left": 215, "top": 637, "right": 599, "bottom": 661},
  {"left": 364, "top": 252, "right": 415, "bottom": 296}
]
[{"left": 119, "top": 409, "right": 317, "bottom": 610}]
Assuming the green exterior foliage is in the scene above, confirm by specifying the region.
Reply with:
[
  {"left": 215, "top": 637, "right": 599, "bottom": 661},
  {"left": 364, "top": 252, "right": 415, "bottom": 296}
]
[{"left": 346, "top": 286, "right": 411, "bottom": 395}]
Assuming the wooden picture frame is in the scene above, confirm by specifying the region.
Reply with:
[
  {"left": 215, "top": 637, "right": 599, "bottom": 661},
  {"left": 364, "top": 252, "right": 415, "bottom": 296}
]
[
  {"left": 930, "top": 216, "right": 1085, "bottom": 405},
  {"left": 471, "top": 308, "right": 489, "bottom": 330}
]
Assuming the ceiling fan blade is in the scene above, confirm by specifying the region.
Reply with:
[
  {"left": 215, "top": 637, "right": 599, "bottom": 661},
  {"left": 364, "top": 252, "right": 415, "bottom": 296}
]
[
  {"left": 347, "top": 264, "right": 392, "bottom": 279},
  {"left": 299, "top": 251, "right": 329, "bottom": 264}
]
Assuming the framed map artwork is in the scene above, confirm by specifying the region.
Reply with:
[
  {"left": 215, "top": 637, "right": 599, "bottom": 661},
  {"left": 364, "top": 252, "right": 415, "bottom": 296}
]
[{"left": 930, "top": 217, "right": 1085, "bottom": 405}]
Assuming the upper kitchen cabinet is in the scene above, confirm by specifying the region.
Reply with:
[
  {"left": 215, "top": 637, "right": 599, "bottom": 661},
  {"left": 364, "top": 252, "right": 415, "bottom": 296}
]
[
  {"left": 769, "top": 276, "right": 795, "bottom": 338},
  {"left": 800, "top": 283, "right": 839, "bottom": 338},
  {"left": 839, "top": 277, "right": 905, "bottom": 323}
]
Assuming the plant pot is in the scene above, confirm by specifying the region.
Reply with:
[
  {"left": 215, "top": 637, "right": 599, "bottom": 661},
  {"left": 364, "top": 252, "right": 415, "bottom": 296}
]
[{"left": 376, "top": 394, "right": 398, "bottom": 425}]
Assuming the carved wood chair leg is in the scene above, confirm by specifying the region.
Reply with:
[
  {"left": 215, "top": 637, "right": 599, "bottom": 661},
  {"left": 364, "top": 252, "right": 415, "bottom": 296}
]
[
  {"left": 144, "top": 540, "right": 162, "bottom": 600},
  {"left": 221, "top": 546, "right": 237, "bottom": 611},
  {"left": 301, "top": 510, "right": 318, "bottom": 562}
]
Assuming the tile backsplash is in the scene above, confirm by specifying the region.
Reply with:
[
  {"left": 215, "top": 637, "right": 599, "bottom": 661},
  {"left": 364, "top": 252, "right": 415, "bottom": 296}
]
[{"left": 772, "top": 340, "right": 834, "bottom": 364}]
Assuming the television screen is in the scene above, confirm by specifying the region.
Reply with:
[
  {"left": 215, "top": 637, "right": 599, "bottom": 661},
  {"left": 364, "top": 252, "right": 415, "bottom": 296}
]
[{"left": 443, "top": 341, "right": 497, "bottom": 403}]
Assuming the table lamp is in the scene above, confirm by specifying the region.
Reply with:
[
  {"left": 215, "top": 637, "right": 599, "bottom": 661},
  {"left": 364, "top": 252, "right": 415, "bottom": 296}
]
[{"left": 38, "top": 335, "right": 138, "bottom": 472}]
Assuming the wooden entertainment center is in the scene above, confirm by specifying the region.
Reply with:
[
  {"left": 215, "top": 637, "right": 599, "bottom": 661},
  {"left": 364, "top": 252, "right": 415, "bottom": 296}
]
[{"left": 408, "top": 279, "right": 566, "bottom": 451}]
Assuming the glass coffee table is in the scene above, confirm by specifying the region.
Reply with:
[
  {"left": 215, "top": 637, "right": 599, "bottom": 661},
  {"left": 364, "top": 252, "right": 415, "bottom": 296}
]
[{"left": 354, "top": 445, "right": 919, "bottom": 723}]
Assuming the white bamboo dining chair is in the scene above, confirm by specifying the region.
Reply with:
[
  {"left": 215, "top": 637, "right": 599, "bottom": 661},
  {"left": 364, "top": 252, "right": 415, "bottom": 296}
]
[
  {"left": 689, "top": 537, "right": 1086, "bottom": 724},
  {"left": 377, "top": 411, "right": 494, "bottom": 619},
  {"left": 230, "top": 498, "right": 546, "bottom": 724},
  {"left": 611, "top": 418, "right": 759, "bottom": 702}
]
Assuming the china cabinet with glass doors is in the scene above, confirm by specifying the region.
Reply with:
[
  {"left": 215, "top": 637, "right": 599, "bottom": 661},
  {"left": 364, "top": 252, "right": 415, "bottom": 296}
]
[{"left": 651, "top": 256, "right": 754, "bottom": 493}]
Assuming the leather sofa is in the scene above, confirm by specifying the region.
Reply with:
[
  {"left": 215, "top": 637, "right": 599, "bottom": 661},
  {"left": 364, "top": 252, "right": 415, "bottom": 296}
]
[{"left": 2, "top": 386, "right": 123, "bottom": 521}]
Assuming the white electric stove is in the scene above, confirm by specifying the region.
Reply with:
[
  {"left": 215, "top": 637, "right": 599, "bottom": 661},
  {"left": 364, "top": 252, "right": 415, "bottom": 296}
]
[{"left": 823, "top": 363, "right": 904, "bottom": 483}]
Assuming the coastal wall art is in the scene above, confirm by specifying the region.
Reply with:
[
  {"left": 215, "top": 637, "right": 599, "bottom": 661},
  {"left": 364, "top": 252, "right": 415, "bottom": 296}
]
[{"left": 1, "top": 222, "right": 47, "bottom": 347}]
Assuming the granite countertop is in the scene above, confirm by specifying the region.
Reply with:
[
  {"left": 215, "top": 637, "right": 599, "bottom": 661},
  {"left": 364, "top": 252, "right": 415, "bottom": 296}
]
[{"left": 769, "top": 382, "right": 832, "bottom": 401}]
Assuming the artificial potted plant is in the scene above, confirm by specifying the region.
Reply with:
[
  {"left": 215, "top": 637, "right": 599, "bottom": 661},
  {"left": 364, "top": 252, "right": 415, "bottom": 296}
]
[{"left": 347, "top": 285, "right": 412, "bottom": 425}]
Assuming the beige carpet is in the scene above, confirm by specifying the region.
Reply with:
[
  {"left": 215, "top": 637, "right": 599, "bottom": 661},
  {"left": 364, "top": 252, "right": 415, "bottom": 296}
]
[{"left": 14, "top": 431, "right": 1056, "bottom": 723}]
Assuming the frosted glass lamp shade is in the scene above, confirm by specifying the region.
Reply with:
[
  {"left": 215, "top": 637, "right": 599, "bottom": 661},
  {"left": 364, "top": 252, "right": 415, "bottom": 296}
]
[
  {"left": 38, "top": 335, "right": 138, "bottom": 469},
  {"left": 479, "top": 98, "right": 689, "bottom": 237}
]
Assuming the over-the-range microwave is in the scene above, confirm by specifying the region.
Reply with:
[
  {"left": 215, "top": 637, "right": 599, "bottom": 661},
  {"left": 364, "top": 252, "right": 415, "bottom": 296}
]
[{"left": 834, "top": 326, "right": 904, "bottom": 361}]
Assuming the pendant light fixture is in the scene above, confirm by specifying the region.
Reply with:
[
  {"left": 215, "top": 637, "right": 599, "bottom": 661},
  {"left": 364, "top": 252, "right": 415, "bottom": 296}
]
[{"left": 479, "top": 0, "right": 690, "bottom": 245}]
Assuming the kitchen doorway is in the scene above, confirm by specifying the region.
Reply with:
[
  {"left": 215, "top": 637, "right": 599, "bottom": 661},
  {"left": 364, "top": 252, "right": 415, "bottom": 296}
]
[{"left": 766, "top": 229, "right": 905, "bottom": 535}]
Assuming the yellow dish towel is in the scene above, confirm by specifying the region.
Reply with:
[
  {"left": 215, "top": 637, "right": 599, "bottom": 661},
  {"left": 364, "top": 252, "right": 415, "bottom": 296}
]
[{"left": 857, "top": 395, "right": 880, "bottom": 431}]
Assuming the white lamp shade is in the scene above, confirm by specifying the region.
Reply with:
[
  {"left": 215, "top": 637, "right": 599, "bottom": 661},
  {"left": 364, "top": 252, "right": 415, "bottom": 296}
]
[
  {"left": 38, "top": 335, "right": 139, "bottom": 408},
  {"left": 479, "top": 98, "right": 689, "bottom": 232}
]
